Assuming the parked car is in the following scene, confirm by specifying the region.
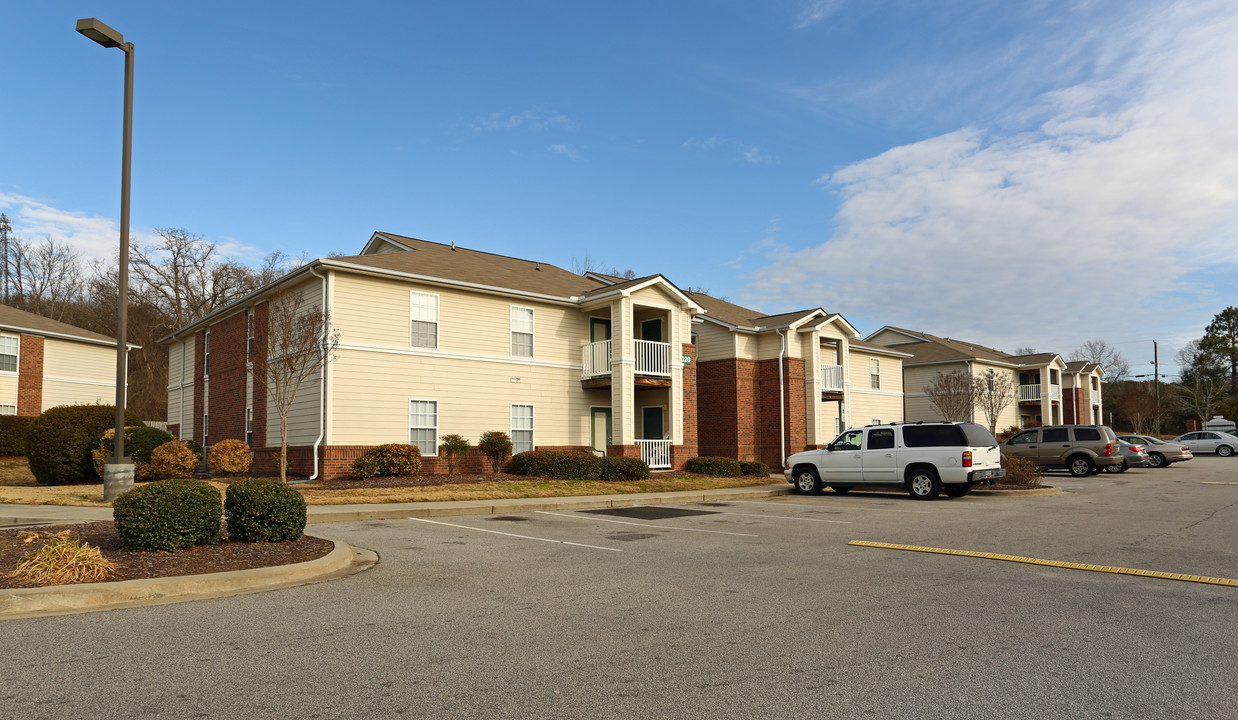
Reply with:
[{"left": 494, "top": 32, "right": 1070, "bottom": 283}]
[
  {"left": 1170, "top": 431, "right": 1238, "bottom": 457},
  {"left": 784, "top": 421, "right": 1005, "bottom": 500},
  {"left": 1116, "top": 435, "right": 1193, "bottom": 468},
  {"left": 1000, "top": 424, "right": 1123, "bottom": 476},
  {"left": 1105, "top": 439, "right": 1150, "bottom": 473}
]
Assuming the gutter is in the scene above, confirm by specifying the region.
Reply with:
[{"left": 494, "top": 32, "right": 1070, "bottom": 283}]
[
  {"left": 289, "top": 266, "right": 329, "bottom": 485},
  {"left": 776, "top": 328, "right": 786, "bottom": 468}
]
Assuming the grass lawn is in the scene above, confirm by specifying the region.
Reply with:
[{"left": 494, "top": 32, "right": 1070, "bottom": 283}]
[{"left": 0, "top": 456, "right": 782, "bottom": 507}]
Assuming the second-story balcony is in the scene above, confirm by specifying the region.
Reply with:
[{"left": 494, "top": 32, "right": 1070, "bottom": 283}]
[
  {"left": 582, "top": 339, "right": 672, "bottom": 387},
  {"left": 821, "top": 364, "right": 844, "bottom": 393},
  {"left": 1019, "top": 384, "right": 1062, "bottom": 402}
]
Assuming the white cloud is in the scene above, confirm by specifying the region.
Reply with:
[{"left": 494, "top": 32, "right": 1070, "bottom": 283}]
[
  {"left": 549, "top": 144, "right": 580, "bottom": 160},
  {"left": 743, "top": 1, "right": 1238, "bottom": 352},
  {"left": 468, "top": 108, "right": 576, "bottom": 132},
  {"left": 793, "top": 0, "right": 848, "bottom": 29},
  {"left": 682, "top": 136, "right": 777, "bottom": 164}
]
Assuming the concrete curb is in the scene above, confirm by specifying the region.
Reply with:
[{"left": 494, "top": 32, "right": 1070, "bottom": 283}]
[{"left": 0, "top": 536, "right": 378, "bottom": 621}]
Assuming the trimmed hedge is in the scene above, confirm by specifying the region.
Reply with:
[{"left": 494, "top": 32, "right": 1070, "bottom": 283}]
[
  {"left": 225, "top": 478, "right": 307, "bottom": 542},
  {"left": 208, "top": 438, "right": 253, "bottom": 475},
  {"left": 597, "top": 456, "right": 650, "bottom": 481},
  {"left": 510, "top": 450, "right": 601, "bottom": 479},
  {"left": 150, "top": 440, "right": 199, "bottom": 479},
  {"left": 739, "top": 461, "right": 771, "bottom": 477},
  {"left": 92, "top": 426, "right": 175, "bottom": 482},
  {"left": 352, "top": 443, "right": 422, "bottom": 479},
  {"left": 26, "top": 405, "right": 144, "bottom": 485},
  {"left": 112, "top": 479, "right": 222, "bottom": 552},
  {"left": 686, "top": 456, "right": 742, "bottom": 477},
  {"left": 478, "top": 431, "right": 512, "bottom": 473},
  {"left": 185, "top": 439, "right": 205, "bottom": 467},
  {"left": 0, "top": 415, "right": 36, "bottom": 456}
]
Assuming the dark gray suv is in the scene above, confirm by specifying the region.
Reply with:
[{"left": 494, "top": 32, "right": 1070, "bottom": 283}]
[{"left": 1000, "top": 424, "right": 1122, "bottom": 476}]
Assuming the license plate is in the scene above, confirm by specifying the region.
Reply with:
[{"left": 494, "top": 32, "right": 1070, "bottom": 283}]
[{"left": 975, "top": 468, "right": 1003, "bottom": 479}]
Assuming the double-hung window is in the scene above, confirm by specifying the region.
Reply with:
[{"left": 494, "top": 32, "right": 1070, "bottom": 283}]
[
  {"left": 0, "top": 336, "right": 17, "bottom": 373},
  {"left": 409, "top": 400, "right": 438, "bottom": 456},
  {"left": 510, "top": 306, "right": 534, "bottom": 357},
  {"left": 246, "top": 311, "right": 255, "bottom": 361},
  {"left": 870, "top": 358, "right": 881, "bottom": 390},
  {"left": 203, "top": 330, "right": 211, "bottom": 376},
  {"left": 410, "top": 292, "right": 439, "bottom": 348},
  {"left": 511, "top": 404, "right": 534, "bottom": 454},
  {"left": 245, "top": 407, "right": 253, "bottom": 447},
  {"left": 202, "top": 413, "right": 209, "bottom": 446},
  {"left": 0, "top": 404, "right": 16, "bottom": 415}
]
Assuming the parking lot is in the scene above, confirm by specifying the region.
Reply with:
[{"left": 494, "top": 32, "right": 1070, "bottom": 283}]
[{"left": 2, "top": 458, "right": 1236, "bottom": 719}]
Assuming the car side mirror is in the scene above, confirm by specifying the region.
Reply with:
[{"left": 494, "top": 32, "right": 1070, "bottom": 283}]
[{"left": 825, "top": 443, "right": 834, "bottom": 452}]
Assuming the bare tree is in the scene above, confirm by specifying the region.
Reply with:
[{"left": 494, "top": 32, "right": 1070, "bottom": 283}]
[
  {"left": 1069, "top": 339, "right": 1130, "bottom": 380},
  {"left": 248, "top": 286, "right": 339, "bottom": 482},
  {"left": 570, "top": 254, "right": 636, "bottom": 279},
  {"left": 1177, "top": 375, "right": 1225, "bottom": 425},
  {"left": 129, "top": 228, "right": 255, "bottom": 336},
  {"left": 974, "top": 369, "right": 1015, "bottom": 436},
  {"left": 1012, "top": 346, "right": 1039, "bottom": 356},
  {"left": 925, "top": 370, "right": 976, "bottom": 421},
  {"left": 4, "top": 235, "right": 85, "bottom": 321}
]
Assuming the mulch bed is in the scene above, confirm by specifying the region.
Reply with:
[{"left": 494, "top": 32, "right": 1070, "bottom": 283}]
[{"left": 0, "top": 522, "right": 334, "bottom": 590}]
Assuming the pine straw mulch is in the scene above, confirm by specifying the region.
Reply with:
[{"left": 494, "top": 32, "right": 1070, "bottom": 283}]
[{"left": 0, "top": 521, "right": 334, "bottom": 590}]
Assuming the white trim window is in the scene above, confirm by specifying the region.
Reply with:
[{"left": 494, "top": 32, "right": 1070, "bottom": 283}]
[
  {"left": 246, "top": 310, "right": 255, "bottom": 362},
  {"left": 409, "top": 399, "right": 438, "bottom": 456},
  {"left": 203, "top": 329, "right": 211, "bottom": 376},
  {"left": 202, "top": 413, "right": 209, "bottom": 446},
  {"left": 410, "top": 292, "right": 439, "bottom": 349},
  {"left": 510, "top": 306, "right": 534, "bottom": 358},
  {"left": 0, "top": 404, "right": 16, "bottom": 415},
  {"left": 0, "top": 335, "right": 17, "bottom": 373},
  {"left": 870, "top": 358, "right": 881, "bottom": 390},
  {"left": 245, "top": 406, "right": 253, "bottom": 447},
  {"left": 511, "top": 404, "right": 534, "bottom": 455}
]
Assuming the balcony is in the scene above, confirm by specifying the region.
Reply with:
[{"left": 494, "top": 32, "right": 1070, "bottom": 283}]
[
  {"left": 582, "top": 339, "right": 673, "bottom": 388},
  {"left": 636, "top": 439, "right": 672, "bottom": 469},
  {"left": 1019, "top": 384, "right": 1062, "bottom": 402},
  {"left": 821, "top": 364, "right": 844, "bottom": 392}
]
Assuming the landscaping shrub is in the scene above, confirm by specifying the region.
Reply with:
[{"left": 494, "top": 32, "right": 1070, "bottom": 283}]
[
  {"left": 0, "top": 415, "right": 36, "bottom": 456},
  {"left": 150, "top": 440, "right": 200, "bottom": 479},
  {"left": 7, "top": 532, "right": 116, "bottom": 585},
  {"left": 739, "top": 461, "right": 771, "bottom": 477},
  {"left": 597, "top": 456, "right": 650, "bottom": 482},
  {"left": 351, "top": 443, "right": 421, "bottom": 479},
  {"left": 112, "top": 478, "right": 222, "bottom": 552},
  {"left": 686, "top": 456, "right": 742, "bottom": 476},
  {"left": 208, "top": 438, "right": 253, "bottom": 475},
  {"left": 478, "top": 431, "right": 512, "bottom": 473},
  {"left": 1000, "top": 455, "right": 1042, "bottom": 488},
  {"left": 439, "top": 433, "right": 471, "bottom": 474},
  {"left": 510, "top": 450, "right": 601, "bottom": 480},
  {"left": 185, "top": 439, "right": 205, "bottom": 467},
  {"left": 225, "top": 478, "right": 307, "bottom": 542},
  {"left": 92, "top": 426, "right": 175, "bottom": 481},
  {"left": 25, "top": 405, "right": 144, "bottom": 485}
]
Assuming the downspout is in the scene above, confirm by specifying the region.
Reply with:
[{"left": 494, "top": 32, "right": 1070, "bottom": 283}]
[
  {"left": 776, "top": 329, "right": 786, "bottom": 468},
  {"left": 289, "top": 266, "right": 329, "bottom": 484},
  {"left": 966, "top": 360, "right": 974, "bottom": 423}
]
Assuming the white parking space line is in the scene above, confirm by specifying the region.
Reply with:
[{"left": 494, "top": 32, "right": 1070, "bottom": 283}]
[
  {"left": 534, "top": 511, "right": 760, "bottom": 537},
  {"left": 408, "top": 517, "right": 622, "bottom": 552},
  {"left": 706, "top": 509, "right": 852, "bottom": 524},
  {"left": 729, "top": 499, "right": 932, "bottom": 514}
]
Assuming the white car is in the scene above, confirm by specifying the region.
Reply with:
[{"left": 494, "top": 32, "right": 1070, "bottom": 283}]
[
  {"left": 784, "top": 421, "right": 1005, "bottom": 500},
  {"left": 1171, "top": 431, "right": 1238, "bottom": 457}
]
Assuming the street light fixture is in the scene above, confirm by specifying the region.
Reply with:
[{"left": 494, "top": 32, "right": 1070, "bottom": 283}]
[{"left": 76, "top": 17, "right": 135, "bottom": 501}]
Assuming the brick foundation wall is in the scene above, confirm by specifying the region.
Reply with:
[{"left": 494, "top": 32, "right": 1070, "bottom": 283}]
[
  {"left": 696, "top": 358, "right": 758, "bottom": 460},
  {"left": 208, "top": 312, "right": 249, "bottom": 444},
  {"left": 17, "top": 334, "right": 44, "bottom": 416},
  {"left": 757, "top": 357, "right": 807, "bottom": 468}
]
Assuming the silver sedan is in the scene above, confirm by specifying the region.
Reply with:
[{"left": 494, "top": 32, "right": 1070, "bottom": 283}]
[
  {"left": 1105, "top": 439, "right": 1150, "bottom": 473},
  {"left": 1117, "top": 435, "right": 1194, "bottom": 468},
  {"left": 1171, "top": 431, "right": 1238, "bottom": 457}
]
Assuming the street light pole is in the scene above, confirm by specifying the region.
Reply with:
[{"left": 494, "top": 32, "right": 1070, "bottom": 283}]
[{"left": 76, "top": 17, "right": 135, "bottom": 501}]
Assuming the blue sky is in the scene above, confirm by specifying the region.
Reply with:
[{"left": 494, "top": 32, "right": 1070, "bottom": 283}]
[{"left": 4, "top": 1, "right": 1237, "bottom": 377}]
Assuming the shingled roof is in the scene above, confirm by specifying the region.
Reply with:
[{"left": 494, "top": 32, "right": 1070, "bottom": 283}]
[
  {"left": 0, "top": 304, "right": 116, "bottom": 345},
  {"left": 686, "top": 292, "right": 823, "bottom": 330}
]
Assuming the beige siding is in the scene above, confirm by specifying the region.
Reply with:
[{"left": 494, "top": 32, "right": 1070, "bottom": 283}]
[
  {"left": 41, "top": 338, "right": 116, "bottom": 411},
  {"left": 176, "top": 337, "right": 194, "bottom": 439},
  {"left": 847, "top": 349, "right": 904, "bottom": 425},
  {"left": 694, "top": 323, "right": 733, "bottom": 362},
  {"left": 0, "top": 375, "right": 16, "bottom": 408},
  {"left": 734, "top": 332, "right": 758, "bottom": 360},
  {"left": 262, "top": 280, "right": 326, "bottom": 446},
  {"left": 867, "top": 329, "right": 922, "bottom": 347}
]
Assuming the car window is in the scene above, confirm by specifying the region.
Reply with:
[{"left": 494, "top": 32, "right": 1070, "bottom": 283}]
[
  {"left": 903, "top": 425, "right": 966, "bottom": 447},
  {"left": 833, "top": 430, "right": 863, "bottom": 451},
  {"left": 1203, "top": 432, "right": 1220, "bottom": 439},
  {"left": 1073, "top": 428, "right": 1101, "bottom": 441},
  {"left": 1179, "top": 433, "right": 1198, "bottom": 441},
  {"left": 1145, "top": 436, "right": 1166, "bottom": 444},
  {"left": 867, "top": 428, "right": 895, "bottom": 450},
  {"left": 1009, "top": 430, "right": 1039, "bottom": 445},
  {"left": 958, "top": 423, "right": 999, "bottom": 447},
  {"left": 1042, "top": 428, "right": 1069, "bottom": 443}
]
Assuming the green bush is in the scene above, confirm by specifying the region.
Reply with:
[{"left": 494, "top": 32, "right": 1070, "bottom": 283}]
[
  {"left": 478, "top": 431, "right": 512, "bottom": 473},
  {"left": 0, "top": 415, "right": 36, "bottom": 456},
  {"left": 185, "top": 439, "right": 205, "bottom": 467},
  {"left": 739, "top": 461, "right": 771, "bottom": 477},
  {"left": 686, "top": 456, "right": 742, "bottom": 477},
  {"left": 439, "top": 433, "right": 471, "bottom": 474},
  {"left": 26, "top": 405, "right": 144, "bottom": 485},
  {"left": 351, "top": 443, "right": 421, "bottom": 479},
  {"left": 510, "top": 450, "right": 601, "bottom": 479},
  {"left": 112, "top": 479, "right": 222, "bottom": 552},
  {"left": 224, "top": 478, "right": 307, "bottom": 542},
  {"left": 93, "top": 426, "right": 175, "bottom": 481},
  {"left": 597, "top": 456, "right": 650, "bottom": 481}
]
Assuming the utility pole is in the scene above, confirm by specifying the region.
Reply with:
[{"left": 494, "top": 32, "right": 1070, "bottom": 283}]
[
  {"left": 0, "top": 213, "right": 10, "bottom": 303},
  {"left": 1154, "top": 340, "right": 1160, "bottom": 435}
]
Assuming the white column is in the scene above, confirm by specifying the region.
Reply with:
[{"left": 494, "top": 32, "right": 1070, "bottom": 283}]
[{"left": 610, "top": 297, "right": 636, "bottom": 446}]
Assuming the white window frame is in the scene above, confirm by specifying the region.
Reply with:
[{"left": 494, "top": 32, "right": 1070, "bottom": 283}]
[
  {"left": 0, "top": 335, "right": 17, "bottom": 374},
  {"left": 0, "top": 404, "right": 16, "bottom": 415},
  {"left": 409, "top": 291, "right": 440, "bottom": 349},
  {"left": 510, "top": 305, "right": 534, "bottom": 358},
  {"left": 511, "top": 403, "right": 534, "bottom": 455},
  {"left": 245, "top": 406, "right": 253, "bottom": 447},
  {"left": 246, "top": 310, "right": 255, "bottom": 364},
  {"left": 870, "top": 358, "right": 880, "bottom": 390},
  {"left": 203, "top": 329, "right": 211, "bottom": 377},
  {"left": 202, "top": 413, "right": 209, "bottom": 446},
  {"left": 409, "top": 399, "right": 439, "bottom": 456}
]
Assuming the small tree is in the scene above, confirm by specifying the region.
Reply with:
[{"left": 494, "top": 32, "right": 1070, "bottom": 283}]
[
  {"left": 1069, "top": 339, "right": 1131, "bottom": 380},
  {"left": 1178, "top": 375, "right": 1225, "bottom": 426},
  {"left": 249, "top": 285, "right": 340, "bottom": 482},
  {"left": 478, "top": 431, "right": 512, "bottom": 474},
  {"left": 974, "top": 369, "right": 1015, "bottom": 436},
  {"left": 925, "top": 370, "right": 976, "bottom": 422},
  {"left": 440, "top": 434, "right": 471, "bottom": 474}
]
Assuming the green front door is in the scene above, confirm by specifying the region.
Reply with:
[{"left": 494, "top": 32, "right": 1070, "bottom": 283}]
[{"left": 642, "top": 406, "right": 664, "bottom": 440}]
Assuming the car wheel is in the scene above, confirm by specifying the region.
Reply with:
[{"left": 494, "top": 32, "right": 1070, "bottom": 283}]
[
  {"left": 831, "top": 486, "right": 852, "bottom": 494},
  {"left": 1218, "top": 445, "right": 1235, "bottom": 457},
  {"left": 1105, "top": 460, "right": 1127, "bottom": 474},
  {"left": 943, "top": 484, "right": 972, "bottom": 498},
  {"left": 907, "top": 469, "right": 942, "bottom": 500},
  {"left": 1068, "top": 455, "right": 1095, "bottom": 477},
  {"left": 1148, "top": 453, "right": 1166, "bottom": 468},
  {"left": 794, "top": 467, "right": 823, "bottom": 494}
]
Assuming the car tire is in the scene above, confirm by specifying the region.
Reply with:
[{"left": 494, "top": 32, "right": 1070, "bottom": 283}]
[
  {"left": 907, "top": 469, "right": 942, "bottom": 500},
  {"left": 794, "top": 467, "right": 823, "bottom": 495},
  {"left": 1105, "top": 460, "right": 1127, "bottom": 474},
  {"left": 831, "top": 486, "right": 853, "bottom": 494},
  {"left": 1218, "top": 445, "right": 1234, "bottom": 457},
  {"left": 1068, "top": 455, "right": 1095, "bottom": 477},
  {"left": 1148, "top": 453, "right": 1166, "bottom": 468},
  {"left": 943, "top": 483, "right": 972, "bottom": 498}
]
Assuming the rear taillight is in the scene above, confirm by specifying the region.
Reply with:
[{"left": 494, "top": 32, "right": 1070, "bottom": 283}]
[
  {"left": 962, "top": 451, "right": 973, "bottom": 468},
  {"left": 1105, "top": 443, "right": 1113, "bottom": 456},
  {"left": 1132, "top": 445, "right": 1142, "bottom": 452}
]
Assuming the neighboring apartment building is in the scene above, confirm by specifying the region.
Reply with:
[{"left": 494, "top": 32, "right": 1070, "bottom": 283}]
[
  {"left": 687, "top": 293, "right": 909, "bottom": 468},
  {"left": 0, "top": 303, "right": 122, "bottom": 415},
  {"left": 865, "top": 327, "right": 1105, "bottom": 431}
]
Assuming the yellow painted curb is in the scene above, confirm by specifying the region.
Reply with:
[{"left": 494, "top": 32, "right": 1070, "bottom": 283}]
[{"left": 848, "top": 540, "right": 1238, "bottom": 588}]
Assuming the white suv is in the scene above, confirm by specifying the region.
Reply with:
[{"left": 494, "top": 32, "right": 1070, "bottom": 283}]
[{"left": 784, "top": 422, "right": 1006, "bottom": 500}]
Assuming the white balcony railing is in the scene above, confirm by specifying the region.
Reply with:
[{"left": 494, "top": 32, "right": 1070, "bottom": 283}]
[
  {"left": 821, "top": 364, "right": 844, "bottom": 391},
  {"left": 1050, "top": 384, "right": 1062, "bottom": 401},
  {"left": 1018, "top": 384, "right": 1041, "bottom": 401},
  {"left": 582, "top": 339, "right": 612, "bottom": 379},
  {"left": 634, "top": 339, "right": 672, "bottom": 377},
  {"left": 636, "top": 439, "right": 672, "bottom": 469}
]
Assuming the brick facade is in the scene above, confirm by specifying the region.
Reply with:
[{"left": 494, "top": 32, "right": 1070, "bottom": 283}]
[
  {"left": 193, "top": 330, "right": 205, "bottom": 445},
  {"left": 251, "top": 303, "right": 268, "bottom": 450},
  {"left": 207, "top": 312, "right": 249, "bottom": 444},
  {"left": 676, "top": 343, "right": 698, "bottom": 468},
  {"left": 696, "top": 355, "right": 808, "bottom": 469},
  {"left": 17, "top": 334, "right": 44, "bottom": 416}
]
